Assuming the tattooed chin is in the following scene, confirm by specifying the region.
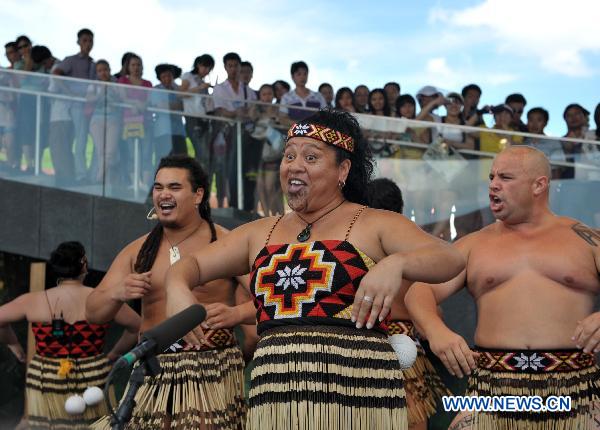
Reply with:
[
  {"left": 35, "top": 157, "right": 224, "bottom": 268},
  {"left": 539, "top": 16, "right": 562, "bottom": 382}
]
[{"left": 286, "top": 191, "right": 308, "bottom": 211}]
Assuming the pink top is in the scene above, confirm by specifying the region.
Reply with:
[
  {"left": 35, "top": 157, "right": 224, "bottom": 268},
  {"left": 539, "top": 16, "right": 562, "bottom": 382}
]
[{"left": 117, "top": 76, "right": 152, "bottom": 123}]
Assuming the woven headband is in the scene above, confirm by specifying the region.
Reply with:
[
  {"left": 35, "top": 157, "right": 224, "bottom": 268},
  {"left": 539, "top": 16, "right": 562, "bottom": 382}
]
[{"left": 287, "top": 122, "right": 354, "bottom": 153}]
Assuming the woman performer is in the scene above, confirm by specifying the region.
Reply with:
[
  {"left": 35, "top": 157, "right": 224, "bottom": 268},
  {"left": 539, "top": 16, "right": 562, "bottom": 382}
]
[
  {"left": 367, "top": 177, "right": 451, "bottom": 430},
  {"left": 0, "top": 241, "right": 140, "bottom": 429},
  {"left": 165, "top": 109, "right": 464, "bottom": 429}
]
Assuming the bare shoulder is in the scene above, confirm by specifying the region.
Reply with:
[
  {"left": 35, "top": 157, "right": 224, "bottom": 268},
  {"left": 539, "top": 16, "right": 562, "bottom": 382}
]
[
  {"left": 359, "top": 207, "right": 415, "bottom": 230},
  {"left": 213, "top": 223, "right": 231, "bottom": 239},
  {"left": 107, "top": 233, "right": 149, "bottom": 272},
  {"left": 560, "top": 216, "right": 600, "bottom": 247},
  {"left": 454, "top": 229, "right": 484, "bottom": 249},
  {"left": 233, "top": 215, "right": 283, "bottom": 236}
]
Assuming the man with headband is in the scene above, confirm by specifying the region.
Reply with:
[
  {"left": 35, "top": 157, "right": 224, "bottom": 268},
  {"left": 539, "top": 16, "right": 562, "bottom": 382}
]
[{"left": 406, "top": 146, "right": 600, "bottom": 429}]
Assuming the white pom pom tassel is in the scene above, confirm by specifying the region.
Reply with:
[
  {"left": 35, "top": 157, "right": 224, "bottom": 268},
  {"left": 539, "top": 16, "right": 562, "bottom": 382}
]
[
  {"left": 388, "top": 334, "right": 418, "bottom": 369},
  {"left": 83, "top": 386, "right": 104, "bottom": 406},
  {"left": 65, "top": 395, "right": 86, "bottom": 415}
]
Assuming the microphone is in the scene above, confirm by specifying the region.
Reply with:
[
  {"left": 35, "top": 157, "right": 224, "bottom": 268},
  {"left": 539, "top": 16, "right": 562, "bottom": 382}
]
[
  {"left": 146, "top": 207, "right": 158, "bottom": 220},
  {"left": 114, "top": 304, "right": 206, "bottom": 369}
]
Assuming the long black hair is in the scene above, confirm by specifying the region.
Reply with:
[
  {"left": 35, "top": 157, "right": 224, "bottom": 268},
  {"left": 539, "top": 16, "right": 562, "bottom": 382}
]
[
  {"left": 298, "top": 109, "right": 374, "bottom": 205},
  {"left": 134, "top": 155, "right": 216, "bottom": 273},
  {"left": 368, "top": 88, "right": 391, "bottom": 117}
]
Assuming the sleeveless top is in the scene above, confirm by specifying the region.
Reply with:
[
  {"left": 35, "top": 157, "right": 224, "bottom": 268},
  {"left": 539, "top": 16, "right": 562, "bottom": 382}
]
[
  {"left": 31, "top": 321, "right": 110, "bottom": 358},
  {"left": 249, "top": 206, "right": 389, "bottom": 335}
]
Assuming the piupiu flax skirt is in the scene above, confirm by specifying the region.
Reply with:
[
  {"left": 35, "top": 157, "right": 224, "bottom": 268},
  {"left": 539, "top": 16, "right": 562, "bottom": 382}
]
[
  {"left": 26, "top": 353, "right": 116, "bottom": 430},
  {"left": 92, "top": 328, "right": 246, "bottom": 430},
  {"left": 389, "top": 320, "right": 450, "bottom": 425},
  {"left": 247, "top": 325, "right": 407, "bottom": 430},
  {"left": 465, "top": 348, "right": 600, "bottom": 430}
]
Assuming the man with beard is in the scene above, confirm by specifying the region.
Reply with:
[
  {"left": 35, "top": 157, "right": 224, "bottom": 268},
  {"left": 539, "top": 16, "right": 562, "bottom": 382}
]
[
  {"left": 87, "top": 155, "right": 256, "bottom": 429},
  {"left": 406, "top": 146, "right": 600, "bottom": 429}
]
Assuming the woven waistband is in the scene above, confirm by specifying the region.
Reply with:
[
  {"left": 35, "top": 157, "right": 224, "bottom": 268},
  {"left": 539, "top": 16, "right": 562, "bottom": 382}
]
[
  {"left": 388, "top": 320, "right": 415, "bottom": 337},
  {"left": 476, "top": 347, "right": 595, "bottom": 373},
  {"left": 162, "top": 328, "right": 236, "bottom": 353}
]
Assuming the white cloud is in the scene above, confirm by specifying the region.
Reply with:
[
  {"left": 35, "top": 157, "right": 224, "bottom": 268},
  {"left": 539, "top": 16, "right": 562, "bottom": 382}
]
[
  {"left": 0, "top": 0, "right": 398, "bottom": 90},
  {"left": 401, "top": 56, "right": 518, "bottom": 92},
  {"left": 431, "top": 0, "right": 600, "bottom": 77}
]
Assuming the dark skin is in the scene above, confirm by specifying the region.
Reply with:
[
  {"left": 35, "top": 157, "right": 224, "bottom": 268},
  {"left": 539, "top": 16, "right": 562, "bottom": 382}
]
[
  {"left": 86, "top": 168, "right": 257, "bottom": 353},
  {"left": 164, "top": 138, "right": 464, "bottom": 340}
]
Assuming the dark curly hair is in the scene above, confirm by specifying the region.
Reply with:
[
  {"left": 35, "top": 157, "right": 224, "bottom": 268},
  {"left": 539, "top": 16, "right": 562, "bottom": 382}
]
[
  {"left": 49, "top": 241, "right": 86, "bottom": 279},
  {"left": 298, "top": 109, "right": 374, "bottom": 205}
]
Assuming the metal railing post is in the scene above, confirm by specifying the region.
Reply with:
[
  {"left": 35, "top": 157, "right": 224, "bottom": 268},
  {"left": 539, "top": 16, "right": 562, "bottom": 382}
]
[
  {"left": 133, "top": 137, "right": 140, "bottom": 199},
  {"left": 34, "top": 94, "right": 41, "bottom": 175},
  {"left": 236, "top": 121, "right": 243, "bottom": 210}
]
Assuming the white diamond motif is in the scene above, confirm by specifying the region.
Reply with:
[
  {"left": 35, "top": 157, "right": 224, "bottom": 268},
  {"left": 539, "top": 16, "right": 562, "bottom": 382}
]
[
  {"left": 275, "top": 265, "right": 307, "bottom": 290},
  {"left": 513, "top": 352, "right": 545, "bottom": 371}
]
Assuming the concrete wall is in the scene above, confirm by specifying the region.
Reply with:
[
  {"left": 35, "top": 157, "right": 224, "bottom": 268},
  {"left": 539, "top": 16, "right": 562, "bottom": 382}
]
[{"left": 0, "top": 179, "right": 255, "bottom": 272}]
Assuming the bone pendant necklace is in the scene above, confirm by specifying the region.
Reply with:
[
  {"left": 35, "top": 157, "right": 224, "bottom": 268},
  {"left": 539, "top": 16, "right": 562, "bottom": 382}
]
[
  {"left": 295, "top": 200, "right": 345, "bottom": 242},
  {"left": 165, "top": 225, "right": 201, "bottom": 265}
]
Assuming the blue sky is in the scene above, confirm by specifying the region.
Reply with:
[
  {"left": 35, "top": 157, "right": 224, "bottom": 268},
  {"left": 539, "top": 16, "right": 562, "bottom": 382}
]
[{"left": 1, "top": 0, "right": 598, "bottom": 136}]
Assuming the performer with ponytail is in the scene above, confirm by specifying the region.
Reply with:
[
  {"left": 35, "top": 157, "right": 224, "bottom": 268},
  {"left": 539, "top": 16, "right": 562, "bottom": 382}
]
[
  {"left": 0, "top": 241, "right": 140, "bottom": 429},
  {"left": 87, "top": 155, "right": 256, "bottom": 429}
]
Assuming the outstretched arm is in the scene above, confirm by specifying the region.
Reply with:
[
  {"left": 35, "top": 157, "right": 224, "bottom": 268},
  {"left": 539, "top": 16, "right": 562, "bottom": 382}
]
[
  {"left": 106, "top": 304, "right": 141, "bottom": 361},
  {"left": 165, "top": 222, "right": 254, "bottom": 339},
  {"left": 0, "top": 294, "right": 30, "bottom": 362},
  {"left": 352, "top": 210, "right": 465, "bottom": 329}
]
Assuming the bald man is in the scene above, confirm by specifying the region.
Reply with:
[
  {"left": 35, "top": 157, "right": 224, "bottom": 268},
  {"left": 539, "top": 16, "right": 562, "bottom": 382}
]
[{"left": 406, "top": 146, "right": 600, "bottom": 429}]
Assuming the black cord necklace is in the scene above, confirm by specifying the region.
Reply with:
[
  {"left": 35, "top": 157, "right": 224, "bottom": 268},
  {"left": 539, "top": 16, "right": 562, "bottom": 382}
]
[{"left": 295, "top": 200, "right": 346, "bottom": 242}]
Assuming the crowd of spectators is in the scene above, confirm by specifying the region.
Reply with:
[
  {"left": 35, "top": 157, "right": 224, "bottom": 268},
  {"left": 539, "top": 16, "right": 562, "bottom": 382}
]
[{"left": 0, "top": 29, "right": 599, "bottom": 213}]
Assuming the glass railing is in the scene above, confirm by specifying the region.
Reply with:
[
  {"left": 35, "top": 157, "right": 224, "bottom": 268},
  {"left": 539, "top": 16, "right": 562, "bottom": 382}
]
[{"left": 1, "top": 68, "right": 598, "bottom": 238}]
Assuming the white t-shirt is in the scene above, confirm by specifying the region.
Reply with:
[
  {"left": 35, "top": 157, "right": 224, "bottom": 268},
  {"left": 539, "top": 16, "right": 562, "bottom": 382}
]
[
  {"left": 212, "top": 79, "right": 256, "bottom": 113},
  {"left": 280, "top": 89, "right": 326, "bottom": 121},
  {"left": 181, "top": 71, "right": 209, "bottom": 116},
  {"left": 576, "top": 130, "right": 600, "bottom": 180}
]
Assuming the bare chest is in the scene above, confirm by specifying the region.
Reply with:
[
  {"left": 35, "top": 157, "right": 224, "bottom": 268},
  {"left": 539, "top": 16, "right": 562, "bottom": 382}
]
[{"left": 467, "top": 232, "right": 599, "bottom": 295}]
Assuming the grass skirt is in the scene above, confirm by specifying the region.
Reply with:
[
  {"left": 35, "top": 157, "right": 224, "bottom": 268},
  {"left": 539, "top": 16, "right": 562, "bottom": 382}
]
[
  {"left": 465, "top": 349, "right": 600, "bottom": 429},
  {"left": 26, "top": 353, "right": 115, "bottom": 430},
  {"left": 389, "top": 320, "right": 450, "bottom": 425},
  {"left": 92, "top": 344, "right": 246, "bottom": 429},
  {"left": 247, "top": 325, "right": 407, "bottom": 430}
]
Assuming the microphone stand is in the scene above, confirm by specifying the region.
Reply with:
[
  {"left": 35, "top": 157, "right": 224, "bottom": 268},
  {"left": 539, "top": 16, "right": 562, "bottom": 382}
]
[{"left": 110, "top": 354, "right": 161, "bottom": 430}]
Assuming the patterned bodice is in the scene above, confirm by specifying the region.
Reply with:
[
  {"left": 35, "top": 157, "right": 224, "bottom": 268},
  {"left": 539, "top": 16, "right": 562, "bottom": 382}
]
[
  {"left": 250, "top": 240, "right": 388, "bottom": 335},
  {"left": 31, "top": 320, "right": 110, "bottom": 358}
]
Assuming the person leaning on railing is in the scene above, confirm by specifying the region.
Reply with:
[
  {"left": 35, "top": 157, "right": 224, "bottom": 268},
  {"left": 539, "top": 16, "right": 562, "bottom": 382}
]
[
  {"left": 249, "top": 84, "right": 285, "bottom": 216},
  {"left": 180, "top": 54, "right": 214, "bottom": 171},
  {"left": 86, "top": 60, "right": 120, "bottom": 186},
  {"left": 116, "top": 53, "right": 153, "bottom": 190}
]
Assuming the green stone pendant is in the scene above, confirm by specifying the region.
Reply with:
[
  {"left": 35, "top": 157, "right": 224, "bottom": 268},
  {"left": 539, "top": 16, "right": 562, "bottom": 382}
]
[{"left": 297, "top": 224, "right": 312, "bottom": 242}]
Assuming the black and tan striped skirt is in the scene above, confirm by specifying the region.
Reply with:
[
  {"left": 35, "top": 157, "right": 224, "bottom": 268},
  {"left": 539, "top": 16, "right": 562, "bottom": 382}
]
[
  {"left": 389, "top": 320, "right": 450, "bottom": 426},
  {"left": 465, "top": 348, "right": 600, "bottom": 429},
  {"left": 247, "top": 325, "right": 407, "bottom": 430},
  {"left": 26, "top": 353, "right": 115, "bottom": 430},
  {"left": 92, "top": 340, "right": 246, "bottom": 429}
]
